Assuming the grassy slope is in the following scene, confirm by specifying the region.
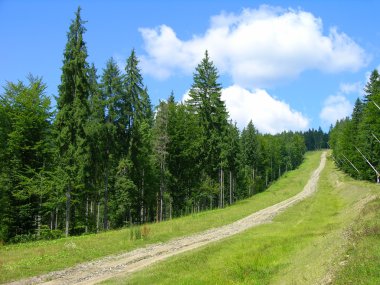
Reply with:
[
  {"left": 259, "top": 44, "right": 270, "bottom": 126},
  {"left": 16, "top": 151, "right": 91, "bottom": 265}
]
[
  {"left": 0, "top": 151, "right": 321, "bottom": 283},
  {"left": 332, "top": 197, "right": 380, "bottom": 284},
  {"left": 103, "top": 153, "right": 379, "bottom": 285}
]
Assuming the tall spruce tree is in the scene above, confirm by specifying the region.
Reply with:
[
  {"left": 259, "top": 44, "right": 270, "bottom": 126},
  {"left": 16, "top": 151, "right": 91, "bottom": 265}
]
[
  {"left": 187, "top": 51, "right": 228, "bottom": 206},
  {"left": 86, "top": 63, "right": 102, "bottom": 232},
  {"left": 153, "top": 100, "right": 169, "bottom": 221},
  {"left": 98, "top": 58, "right": 124, "bottom": 230},
  {"left": 117, "top": 49, "right": 154, "bottom": 224},
  {"left": 55, "top": 7, "right": 91, "bottom": 236},
  {"left": 119, "top": 49, "right": 146, "bottom": 149}
]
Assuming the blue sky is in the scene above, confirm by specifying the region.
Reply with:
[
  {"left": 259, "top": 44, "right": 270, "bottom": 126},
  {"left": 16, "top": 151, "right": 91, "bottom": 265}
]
[{"left": 1, "top": 0, "right": 380, "bottom": 133}]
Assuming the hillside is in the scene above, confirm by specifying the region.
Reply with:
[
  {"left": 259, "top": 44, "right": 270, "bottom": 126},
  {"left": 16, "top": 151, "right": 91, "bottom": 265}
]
[
  {"left": 1, "top": 151, "right": 320, "bottom": 283},
  {"left": 1, "top": 151, "right": 379, "bottom": 284},
  {"left": 104, "top": 151, "right": 380, "bottom": 285}
]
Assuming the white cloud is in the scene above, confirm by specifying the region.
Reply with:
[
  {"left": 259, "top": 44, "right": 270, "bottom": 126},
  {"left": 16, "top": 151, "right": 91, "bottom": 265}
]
[
  {"left": 183, "top": 85, "right": 309, "bottom": 134},
  {"left": 339, "top": 81, "right": 362, "bottom": 94},
  {"left": 222, "top": 85, "right": 309, "bottom": 134},
  {"left": 320, "top": 95, "right": 352, "bottom": 126},
  {"left": 139, "top": 5, "right": 368, "bottom": 87}
]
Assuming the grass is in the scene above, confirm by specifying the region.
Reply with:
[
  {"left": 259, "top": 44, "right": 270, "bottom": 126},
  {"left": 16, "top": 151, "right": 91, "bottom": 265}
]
[
  {"left": 0, "top": 151, "right": 322, "bottom": 283},
  {"left": 102, "top": 153, "right": 379, "bottom": 285},
  {"left": 332, "top": 197, "right": 380, "bottom": 285}
]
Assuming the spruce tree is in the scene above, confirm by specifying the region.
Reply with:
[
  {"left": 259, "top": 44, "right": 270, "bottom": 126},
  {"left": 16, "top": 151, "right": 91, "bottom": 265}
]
[
  {"left": 97, "top": 58, "right": 124, "bottom": 230},
  {"left": 0, "top": 76, "right": 52, "bottom": 241},
  {"left": 187, "top": 51, "right": 228, "bottom": 206},
  {"left": 119, "top": 49, "right": 146, "bottom": 148},
  {"left": 55, "top": 7, "right": 91, "bottom": 236},
  {"left": 85, "top": 63, "right": 103, "bottom": 232},
  {"left": 116, "top": 49, "right": 154, "bottom": 224},
  {"left": 153, "top": 100, "right": 169, "bottom": 221},
  {"left": 241, "top": 121, "right": 260, "bottom": 196}
]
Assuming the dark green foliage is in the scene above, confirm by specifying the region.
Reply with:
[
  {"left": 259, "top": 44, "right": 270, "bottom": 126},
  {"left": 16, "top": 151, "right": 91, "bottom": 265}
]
[
  {"left": 97, "top": 58, "right": 124, "bottom": 230},
  {"left": 0, "top": 76, "right": 53, "bottom": 241},
  {"left": 187, "top": 51, "right": 228, "bottom": 173},
  {"left": 187, "top": 51, "right": 230, "bottom": 207},
  {"left": 330, "top": 69, "right": 380, "bottom": 182},
  {"left": 303, "top": 127, "right": 329, "bottom": 151},
  {"left": 55, "top": 7, "right": 92, "bottom": 236}
]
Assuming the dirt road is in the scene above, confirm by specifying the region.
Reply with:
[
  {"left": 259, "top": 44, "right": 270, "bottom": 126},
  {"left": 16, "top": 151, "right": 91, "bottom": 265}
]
[{"left": 9, "top": 152, "right": 326, "bottom": 285}]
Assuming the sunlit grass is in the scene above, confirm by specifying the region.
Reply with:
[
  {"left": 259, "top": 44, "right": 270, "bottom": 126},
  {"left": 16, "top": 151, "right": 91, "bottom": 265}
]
[
  {"left": 0, "top": 151, "right": 321, "bottom": 283},
  {"left": 332, "top": 197, "right": 380, "bottom": 285}
]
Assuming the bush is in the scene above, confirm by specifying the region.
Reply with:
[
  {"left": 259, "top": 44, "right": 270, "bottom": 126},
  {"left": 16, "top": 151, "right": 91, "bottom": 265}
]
[
  {"left": 8, "top": 226, "right": 63, "bottom": 244},
  {"left": 9, "top": 233, "right": 36, "bottom": 244},
  {"left": 40, "top": 225, "right": 63, "bottom": 240},
  {"left": 141, "top": 225, "right": 151, "bottom": 240}
]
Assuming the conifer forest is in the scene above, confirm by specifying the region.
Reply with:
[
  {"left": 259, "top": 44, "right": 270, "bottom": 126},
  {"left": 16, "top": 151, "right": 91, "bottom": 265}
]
[
  {"left": 1, "top": 8, "right": 332, "bottom": 243},
  {"left": 329, "top": 69, "right": 380, "bottom": 182}
]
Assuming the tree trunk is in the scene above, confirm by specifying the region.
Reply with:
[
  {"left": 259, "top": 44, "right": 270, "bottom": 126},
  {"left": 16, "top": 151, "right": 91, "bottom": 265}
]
[
  {"left": 37, "top": 195, "right": 42, "bottom": 236},
  {"left": 219, "top": 167, "right": 223, "bottom": 208},
  {"left": 55, "top": 207, "right": 58, "bottom": 230},
  {"left": 103, "top": 164, "right": 109, "bottom": 230},
  {"left": 222, "top": 168, "right": 224, "bottom": 207},
  {"left": 96, "top": 199, "right": 100, "bottom": 233},
  {"left": 65, "top": 184, "right": 71, "bottom": 237},
  {"left": 252, "top": 168, "right": 255, "bottom": 195},
  {"left": 140, "top": 169, "right": 145, "bottom": 224},
  {"left": 271, "top": 158, "right": 273, "bottom": 182},
  {"left": 169, "top": 198, "right": 172, "bottom": 220},
  {"left": 156, "top": 192, "right": 159, "bottom": 223},
  {"left": 50, "top": 211, "right": 53, "bottom": 230},
  {"left": 85, "top": 195, "right": 89, "bottom": 233},
  {"left": 229, "top": 171, "right": 232, "bottom": 205},
  {"left": 159, "top": 162, "right": 164, "bottom": 222},
  {"left": 233, "top": 177, "right": 236, "bottom": 202}
]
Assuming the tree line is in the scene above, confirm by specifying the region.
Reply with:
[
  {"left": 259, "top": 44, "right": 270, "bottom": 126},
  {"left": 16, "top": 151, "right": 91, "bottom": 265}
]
[
  {"left": 329, "top": 69, "right": 380, "bottom": 182},
  {"left": 0, "top": 8, "right": 308, "bottom": 243},
  {"left": 303, "top": 128, "right": 329, "bottom": 151}
]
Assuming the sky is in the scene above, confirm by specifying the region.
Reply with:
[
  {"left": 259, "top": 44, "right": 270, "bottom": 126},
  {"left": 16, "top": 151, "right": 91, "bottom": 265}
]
[{"left": 1, "top": 0, "right": 380, "bottom": 134}]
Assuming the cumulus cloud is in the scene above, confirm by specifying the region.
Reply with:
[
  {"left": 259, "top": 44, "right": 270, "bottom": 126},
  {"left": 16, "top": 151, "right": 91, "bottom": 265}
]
[
  {"left": 139, "top": 5, "right": 368, "bottom": 87},
  {"left": 183, "top": 85, "right": 309, "bottom": 134},
  {"left": 222, "top": 85, "right": 309, "bottom": 134},
  {"left": 320, "top": 95, "right": 352, "bottom": 126}
]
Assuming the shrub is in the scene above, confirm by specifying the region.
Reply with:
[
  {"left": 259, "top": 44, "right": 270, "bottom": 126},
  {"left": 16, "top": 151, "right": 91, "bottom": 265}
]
[
  {"left": 8, "top": 226, "right": 63, "bottom": 244},
  {"left": 141, "top": 225, "right": 151, "bottom": 240},
  {"left": 9, "top": 233, "right": 36, "bottom": 244},
  {"left": 40, "top": 226, "right": 63, "bottom": 240}
]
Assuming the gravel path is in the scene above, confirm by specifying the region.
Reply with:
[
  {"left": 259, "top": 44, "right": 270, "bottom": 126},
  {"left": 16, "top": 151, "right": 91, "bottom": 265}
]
[{"left": 8, "top": 152, "right": 326, "bottom": 285}]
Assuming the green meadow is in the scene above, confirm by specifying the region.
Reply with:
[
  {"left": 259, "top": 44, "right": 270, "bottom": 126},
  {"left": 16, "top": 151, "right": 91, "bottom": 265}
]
[{"left": 102, "top": 153, "right": 379, "bottom": 285}]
